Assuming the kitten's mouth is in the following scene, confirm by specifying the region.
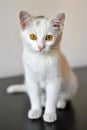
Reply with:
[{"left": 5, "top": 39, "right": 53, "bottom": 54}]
[
  {"left": 39, "top": 50, "right": 46, "bottom": 53},
  {"left": 38, "top": 48, "right": 50, "bottom": 54},
  {"left": 32, "top": 48, "right": 49, "bottom": 54},
  {"left": 35, "top": 49, "right": 46, "bottom": 54}
]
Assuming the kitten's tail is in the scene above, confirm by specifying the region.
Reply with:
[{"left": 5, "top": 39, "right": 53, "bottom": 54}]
[{"left": 7, "top": 84, "right": 26, "bottom": 94}]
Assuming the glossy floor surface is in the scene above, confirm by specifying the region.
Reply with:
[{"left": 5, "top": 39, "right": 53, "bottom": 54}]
[{"left": 0, "top": 67, "right": 87, "bottom": 130}]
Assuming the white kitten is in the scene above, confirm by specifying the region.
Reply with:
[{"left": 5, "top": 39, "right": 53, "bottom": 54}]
[{"left": 7, "top": 11, "right": 78, "bottom": 123}]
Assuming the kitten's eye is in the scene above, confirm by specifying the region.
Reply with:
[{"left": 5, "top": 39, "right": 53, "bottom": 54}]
[
  {"left": 30, "top": 34, "right": 37, "bottom": 40},
  {"left": 45, "top": 35, "right": 53, "bottom": 41}
]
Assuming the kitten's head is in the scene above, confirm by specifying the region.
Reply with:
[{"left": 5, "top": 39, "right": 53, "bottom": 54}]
[{"left": 19, "top": 11, "right": 65, "bottom": 53}]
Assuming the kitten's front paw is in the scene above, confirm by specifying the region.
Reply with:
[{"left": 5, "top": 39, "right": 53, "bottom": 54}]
[
  {"left": 43, "top": 113, "right": 57, "bottom": 123},
  {"left": 28, "top": 109, "right": 42, "bottom": 119}
]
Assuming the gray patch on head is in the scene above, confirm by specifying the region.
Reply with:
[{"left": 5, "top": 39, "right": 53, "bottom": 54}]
[
  {"left": 34, "top": 16, "right": 46, "bottom": 26},
  {"left": 35, "top": 20, "right": 41, "bottom": 26},
  {"left": 35, "top": 16, "right": 45, "bottom": 19}
]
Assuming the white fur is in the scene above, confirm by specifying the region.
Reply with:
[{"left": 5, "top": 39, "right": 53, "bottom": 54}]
[
  {"left": 7, "top": 84, "right": 25, "bottom": 93},
  {"left": 7, "top": 12, "right": 78, "bottom": 123}
]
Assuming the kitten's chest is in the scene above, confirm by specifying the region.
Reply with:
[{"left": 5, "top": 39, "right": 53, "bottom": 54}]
[
  {"left": 29, "top": 57, "right": 47, "bottom": 77},
  {"left": 26, "top": 53, "right": 47, "bottom": 70},
  {"left": 24, "top": 52, "right": 47, "bottom": 78},
  {"left": 23, "top": 51, "right": 59, "bottom": 82}
]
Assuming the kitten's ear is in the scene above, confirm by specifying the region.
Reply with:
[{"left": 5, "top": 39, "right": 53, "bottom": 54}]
[
  {"left": 19, "top": 11, "right": 33, "bottom": 29},
  {"left": 50, "top": 13, "right": 65, "bottom": 31}
]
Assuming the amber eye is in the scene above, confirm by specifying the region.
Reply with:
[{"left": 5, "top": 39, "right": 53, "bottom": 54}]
[
  {"left": 30, "top": 34, "right": 37, "bottom": 40},
  {"left": 45, "top": 35, "right": 53, "bottom": 41}
]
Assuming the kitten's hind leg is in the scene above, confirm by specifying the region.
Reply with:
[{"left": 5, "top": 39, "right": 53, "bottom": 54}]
[
  {"left": 41, "top": 90, "right": 46, "bottom": 107},
  {"left": 7, "top": 84, "right": 26, "bottom": 94},
  {"left": 57, "top": 99, "right": 67, "bottom": 109}
]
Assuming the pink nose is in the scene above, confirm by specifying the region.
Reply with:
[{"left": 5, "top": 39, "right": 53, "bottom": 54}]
[{"left": 38, "top": 45, "right": 45, "bottom": 51}]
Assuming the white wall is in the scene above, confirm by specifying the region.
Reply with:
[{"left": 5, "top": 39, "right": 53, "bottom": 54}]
[{"left": 0, "top": 0, "right": 87, "bottom": 78}]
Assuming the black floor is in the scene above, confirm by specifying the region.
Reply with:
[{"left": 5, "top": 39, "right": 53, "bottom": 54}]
[{"left": 0, "top": 67, "right": 87, "bottom": 130}]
